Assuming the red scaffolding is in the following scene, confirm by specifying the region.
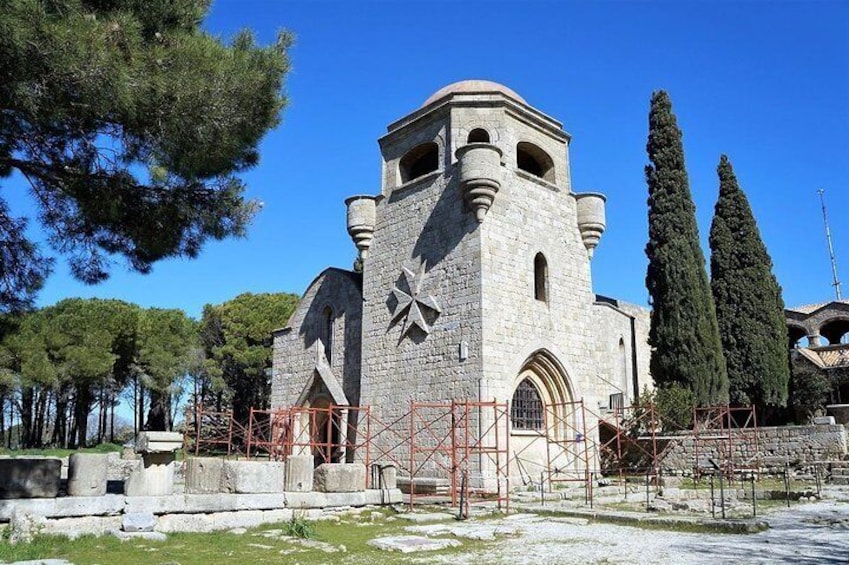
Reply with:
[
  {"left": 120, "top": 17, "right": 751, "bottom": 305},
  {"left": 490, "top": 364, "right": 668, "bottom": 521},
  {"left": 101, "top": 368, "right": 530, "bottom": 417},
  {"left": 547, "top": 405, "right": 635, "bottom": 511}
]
[
  {"left": 183, "top": 404, "right": 246, "bottom": 457},
  {"left": 693, "top": 405, "right": 759, "bottom": 481}
]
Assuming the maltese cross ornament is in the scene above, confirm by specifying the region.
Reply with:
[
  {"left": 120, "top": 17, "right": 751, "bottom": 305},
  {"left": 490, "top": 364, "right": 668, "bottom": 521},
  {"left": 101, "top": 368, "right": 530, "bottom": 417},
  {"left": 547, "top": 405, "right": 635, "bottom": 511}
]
[{"left": 391, "top": 258, "right": 441, "bottom": 337}]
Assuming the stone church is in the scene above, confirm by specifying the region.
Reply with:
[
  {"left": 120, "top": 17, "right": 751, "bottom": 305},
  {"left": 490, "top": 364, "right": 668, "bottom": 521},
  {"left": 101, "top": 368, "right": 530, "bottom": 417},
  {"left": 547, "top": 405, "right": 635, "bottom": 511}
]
[{"left": 271, "top": 80, "right": 651, "bottom": 484}]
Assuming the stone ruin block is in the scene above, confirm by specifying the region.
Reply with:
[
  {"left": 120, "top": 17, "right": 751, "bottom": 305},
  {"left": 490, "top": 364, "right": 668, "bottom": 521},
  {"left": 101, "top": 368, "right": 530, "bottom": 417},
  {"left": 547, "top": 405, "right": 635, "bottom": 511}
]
[
  {"left": 67, "top": 453, "right": 108, "bottom": 497},
  {"left": 135, "top": 431, "right": 183, "bottom": 453},
  {"left": 283, "top": 455, "right": 313, "bottom": 492},
  {"left": 372, "top": 463, "right": 397, "bottom": 489},
  {"left": 221, "top": 460, "right": 286, "bottom": 494},
  {"left": 185, "top": 457, "right": 225, "bottom": 494},
  {"left": 125, "top": 431, "right": 183, "bottom": 497},
  {"left": 313, "top": 463, "right": 366, "bottom": 493},
  {"left": 0, "top": 457, "right": 61, "bottom": 499}
]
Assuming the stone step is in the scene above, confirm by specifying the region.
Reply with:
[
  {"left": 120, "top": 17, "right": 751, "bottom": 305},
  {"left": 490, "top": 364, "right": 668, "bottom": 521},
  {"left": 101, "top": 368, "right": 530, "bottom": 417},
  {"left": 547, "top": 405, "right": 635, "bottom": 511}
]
[{"left": 830, "top": 477, "right": 849, "bottom": 486}]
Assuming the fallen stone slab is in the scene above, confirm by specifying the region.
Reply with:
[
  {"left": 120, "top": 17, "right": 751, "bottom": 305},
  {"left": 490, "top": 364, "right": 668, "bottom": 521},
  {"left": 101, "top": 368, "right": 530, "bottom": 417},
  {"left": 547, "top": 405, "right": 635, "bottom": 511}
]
[
  {"left": 313, "top": 463, "right": 366, "bottom": 493},
  {"left": 396, "top": 511, "right": 456, "bottom": 523},
  {"left": 9, "top": 559, "right": 74, "bottom": 565},
  {"left": 123, "top": 511, "right": 156, "bottom": 532},
  {"left": 110, "top": 529, "right": 167, "bottom": 542},
  {"left": 368, "top": 535, "right": 461, "bottom": 553},
  {"left": 0, "top": 458, "right": 62, "bottom": 499},
  {"left": 404, "top": 522, "right": 521, "bottom": 540}
]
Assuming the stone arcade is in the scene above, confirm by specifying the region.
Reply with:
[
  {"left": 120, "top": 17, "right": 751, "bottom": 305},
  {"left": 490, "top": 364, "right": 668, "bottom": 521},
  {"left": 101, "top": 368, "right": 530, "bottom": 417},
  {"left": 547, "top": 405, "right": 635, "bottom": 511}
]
[{"left": 272, "top": 80, "right": 651, "bottom": 486}]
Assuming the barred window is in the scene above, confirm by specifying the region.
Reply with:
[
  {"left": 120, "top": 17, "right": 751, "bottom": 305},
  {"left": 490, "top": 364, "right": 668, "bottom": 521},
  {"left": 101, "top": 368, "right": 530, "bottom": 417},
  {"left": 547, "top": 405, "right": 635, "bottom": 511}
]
[{"left": 511, "top": 379, "right": 543, "bottom": 430}]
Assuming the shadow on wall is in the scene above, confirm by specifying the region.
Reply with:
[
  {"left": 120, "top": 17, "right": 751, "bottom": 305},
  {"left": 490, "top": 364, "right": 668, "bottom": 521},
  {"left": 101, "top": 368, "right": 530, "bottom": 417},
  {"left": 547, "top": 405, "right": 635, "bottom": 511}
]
[{"left": 410, "top": 167, "right": 477, "bottom": 270}]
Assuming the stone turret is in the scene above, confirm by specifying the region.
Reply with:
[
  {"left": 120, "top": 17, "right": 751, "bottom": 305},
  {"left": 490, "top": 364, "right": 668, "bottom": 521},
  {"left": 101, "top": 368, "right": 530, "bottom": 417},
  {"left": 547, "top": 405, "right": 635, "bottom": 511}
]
[
  {"left": 575, "top": 192, "right": 606, "bottom": 258},
  {"left": 345, "top": 195, "right": 378, "bottom": 269},
  {"left": 455, "top": 142, "right": 503, "bottom": 222}
]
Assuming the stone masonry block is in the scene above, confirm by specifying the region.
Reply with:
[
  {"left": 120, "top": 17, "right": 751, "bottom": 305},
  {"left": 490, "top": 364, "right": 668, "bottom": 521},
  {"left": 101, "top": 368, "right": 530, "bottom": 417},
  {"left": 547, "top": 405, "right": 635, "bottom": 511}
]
[
  {"left": 67, "top": 453, "right": 108, "bottom": 497},
  {"left": 313, "top": 463, "right": 366, "bottom": 493},
  {"left": 185, "top": 457, "right": 224, "bottom": 494},
  {"left": 135, "top": 431, "right": 183, "bottom": 454},
  {"left": 0, "top": 457, "right": 61, "bottom": 499},
  {"left": 221, "top": 461, "right": 285, "bottom": 494},
  {"left": 283, "top": 455, "right": 313, "bottom": 492}
]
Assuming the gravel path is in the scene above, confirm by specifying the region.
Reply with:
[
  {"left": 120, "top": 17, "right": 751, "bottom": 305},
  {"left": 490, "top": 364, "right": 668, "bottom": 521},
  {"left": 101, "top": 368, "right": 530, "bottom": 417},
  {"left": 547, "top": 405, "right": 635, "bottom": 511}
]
[{"left": 412, "top": 501, "right": 849, "bottom": 565}]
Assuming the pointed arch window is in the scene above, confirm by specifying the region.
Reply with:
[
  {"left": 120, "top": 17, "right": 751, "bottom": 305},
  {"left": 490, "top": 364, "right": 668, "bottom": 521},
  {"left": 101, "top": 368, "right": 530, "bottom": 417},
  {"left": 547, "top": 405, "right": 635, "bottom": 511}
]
[
  {"left": 511, "top": 379, "right": 543, "bottom": 430},
  {"left": 534, "top": 253, "right": 548, "bottom": 302}
]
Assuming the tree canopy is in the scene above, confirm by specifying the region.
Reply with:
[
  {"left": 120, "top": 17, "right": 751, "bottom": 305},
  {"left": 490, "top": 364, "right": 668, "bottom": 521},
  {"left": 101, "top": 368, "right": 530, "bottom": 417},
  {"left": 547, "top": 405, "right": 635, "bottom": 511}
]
[
  {"left": 644, "top": 91, "right": 728, "bottom": 406},
  {"left": 0, "top": 0, "right": 292, "bottom": 311},
  {"left": 200, "top": 292, "right": 297, "bottom": 423},
  {"left": 709, "top": 155, "right": 789, "bottom": 411}
]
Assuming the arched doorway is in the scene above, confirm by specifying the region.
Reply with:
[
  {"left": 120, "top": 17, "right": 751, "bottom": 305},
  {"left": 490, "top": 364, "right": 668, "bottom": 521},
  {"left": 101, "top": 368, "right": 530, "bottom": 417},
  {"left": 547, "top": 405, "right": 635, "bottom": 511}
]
[{"left": 509, "top": 350, "right": 575, "bottom": 485}]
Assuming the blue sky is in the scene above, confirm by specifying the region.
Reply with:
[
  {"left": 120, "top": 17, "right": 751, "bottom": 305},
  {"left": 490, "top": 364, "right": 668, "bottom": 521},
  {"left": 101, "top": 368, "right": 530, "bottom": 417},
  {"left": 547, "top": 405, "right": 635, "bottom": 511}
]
[{"left": 15, "top": 0, "right": 849, "bottom": 318}]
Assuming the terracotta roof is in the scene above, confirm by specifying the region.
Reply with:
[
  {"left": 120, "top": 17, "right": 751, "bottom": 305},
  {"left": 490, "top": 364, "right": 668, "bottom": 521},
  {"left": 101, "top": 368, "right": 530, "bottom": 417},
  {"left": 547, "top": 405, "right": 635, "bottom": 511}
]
[{"left": 786, "top": 299, "right": 849, "bottom": 315}]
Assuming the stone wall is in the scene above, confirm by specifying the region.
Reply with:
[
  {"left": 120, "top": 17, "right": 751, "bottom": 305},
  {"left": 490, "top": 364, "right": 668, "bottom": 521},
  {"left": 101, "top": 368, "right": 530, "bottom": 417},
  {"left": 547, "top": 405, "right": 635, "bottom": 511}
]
[
  {"left": 656, "top": 424, "right": 847, "bottom": 474},
  {"left": 271, "top": 267, "right": 363, "bottom": 409}
]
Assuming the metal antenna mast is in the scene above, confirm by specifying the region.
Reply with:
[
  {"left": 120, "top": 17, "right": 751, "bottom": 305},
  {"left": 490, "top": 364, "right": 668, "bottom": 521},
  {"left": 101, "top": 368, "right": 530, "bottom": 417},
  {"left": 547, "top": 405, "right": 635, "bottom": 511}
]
[{"left": 818, "top": 188, "right": 842, "bottom": 300}]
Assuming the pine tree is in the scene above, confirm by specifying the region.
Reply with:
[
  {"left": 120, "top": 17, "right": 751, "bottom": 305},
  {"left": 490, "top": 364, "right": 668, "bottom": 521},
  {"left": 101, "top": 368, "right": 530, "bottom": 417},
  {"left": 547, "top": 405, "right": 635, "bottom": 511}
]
[
  {"left": 0, "top": 1, "right": 292, "bottom": 311},
  {"left": 709, "top": 155, "right": 789, "bottom": 410},
  {"left": 645, "top": 91, "right": 729, "bottom": 406}
]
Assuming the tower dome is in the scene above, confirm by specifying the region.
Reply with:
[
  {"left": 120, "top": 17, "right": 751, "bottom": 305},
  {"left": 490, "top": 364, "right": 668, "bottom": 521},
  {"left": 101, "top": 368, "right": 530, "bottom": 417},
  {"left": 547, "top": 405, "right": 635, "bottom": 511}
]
[{"left": 421, "top": 80, "right": 527, "bottom": 107}]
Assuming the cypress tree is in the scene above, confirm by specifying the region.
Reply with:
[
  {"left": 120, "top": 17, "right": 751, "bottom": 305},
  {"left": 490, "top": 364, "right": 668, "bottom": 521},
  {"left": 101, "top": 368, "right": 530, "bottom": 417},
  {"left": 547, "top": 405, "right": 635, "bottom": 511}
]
[
  {"left": 645, "top": 91, "right": 729, "bottom": 406},
  {"left": 709, "top": 155, "right": 789, "bottom": 409}
]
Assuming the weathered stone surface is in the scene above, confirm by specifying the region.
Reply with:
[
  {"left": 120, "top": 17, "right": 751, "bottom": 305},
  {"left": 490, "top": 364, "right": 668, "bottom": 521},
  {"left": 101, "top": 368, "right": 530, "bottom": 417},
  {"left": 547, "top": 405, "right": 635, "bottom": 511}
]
[
  {"left": 396, "top": 511, "right": 455, "bottom": 523},
  {"left": 111, "top": 530, "right": 167, "bottom": 542},
  {"left": 8, "top": 510, "right": 47, "bottom": 544},
  {"left": 184, "top": 457, "right": 224, "bottom": 494},
  {"left": 155, "top": 509, "right": 293, "bottom": 533},
  {"left": 221, "top": 461, "right": 285, "bottom": 494},
  {"left": 0, "top": 458, "right": 61, "bottom": 499},
  {"left": 374, "top": 464, "right": 397, "bottom": 489},
  {"left": 39, "top": 515, "right": 122, "bottom": 539},
  {"left": 123, "top": 511, "right": 155, "bottom": 532},
  {"left": 67, "top": 453, "right": 108, "bottom": 497},
  {"left": 283, "top": 455, "right": 313, "bottom": 492},
  {"left": 313, "top": 463, "right": 365, "bottom": 493},
  {"left": 660, "top": 424, "right": 848, "bottom": 473},
  {"left": 368, "top": 535, "right": 461, "bottom": 553},
  {"left": 364, "top": 488, "right": 403, "bottom": 505},
  {"left": 124, "top": 456, "right": 175, "bottom": 497},
  {"left": 405, "top": 522, "right": 521, "bottom": 540},
  {"left": 135, "top": 431, "right": 183, "bottom": 454},
  {"left": 125, "top": 493, "right": 289, "bottom": 515},
  {"left": 284, "top": 491, "right": 328, "bottom": 508}
]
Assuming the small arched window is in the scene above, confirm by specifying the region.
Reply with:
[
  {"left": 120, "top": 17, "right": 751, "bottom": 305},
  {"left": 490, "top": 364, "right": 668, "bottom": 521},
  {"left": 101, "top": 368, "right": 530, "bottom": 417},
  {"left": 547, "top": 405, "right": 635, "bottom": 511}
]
[
  {"left": 399, "top": 142, "right": 439, "bottom": 183},
  {"left": 322, "top": 306, "right": 333, "bottom": 362},
  {"left": 467, "top": 128, "right": 490, "bottom": 143},
  {"left": 511, "top": 379, "right": 543, "bottom": 430},
  {"left": 517, "top": 142, "right": 555, "bottom": 183},
  {"left": 534, "top": 253, "right": 548, "bottom": 303}
]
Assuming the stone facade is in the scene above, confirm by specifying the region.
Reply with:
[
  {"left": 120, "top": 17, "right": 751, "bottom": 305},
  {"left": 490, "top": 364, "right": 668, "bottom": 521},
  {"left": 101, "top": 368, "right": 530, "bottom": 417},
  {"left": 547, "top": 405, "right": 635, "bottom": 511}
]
[{"left": 272, "top": 80, "right": 651, "bottom": 485}]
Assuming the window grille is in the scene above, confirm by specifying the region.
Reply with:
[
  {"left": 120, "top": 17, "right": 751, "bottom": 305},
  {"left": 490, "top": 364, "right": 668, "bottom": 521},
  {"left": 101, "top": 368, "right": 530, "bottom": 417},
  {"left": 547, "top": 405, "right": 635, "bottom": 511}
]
[
  {"left": 609, "top": 392, "right": 624, "bottom": 412},
  {"left": 511, "top": 379, "right": 543, "bottom": 430}
]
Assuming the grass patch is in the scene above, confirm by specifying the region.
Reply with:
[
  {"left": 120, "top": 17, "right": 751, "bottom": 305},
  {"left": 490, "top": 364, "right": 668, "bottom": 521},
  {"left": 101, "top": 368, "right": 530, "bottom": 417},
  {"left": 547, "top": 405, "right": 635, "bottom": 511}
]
[
  {"left": 0, "top": 510, "right": 489, "bottom": 565},
  {"left": 0, "top": 443, "right": 123, "bottom": 458}
]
